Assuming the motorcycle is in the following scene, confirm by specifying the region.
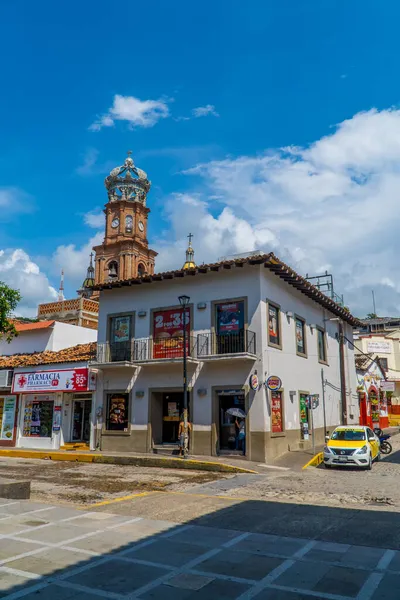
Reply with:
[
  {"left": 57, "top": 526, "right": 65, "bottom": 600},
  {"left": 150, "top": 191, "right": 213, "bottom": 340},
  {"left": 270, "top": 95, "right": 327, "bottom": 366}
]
[{"left": 373, "top": 428, "right": 393, "bottom": 454}]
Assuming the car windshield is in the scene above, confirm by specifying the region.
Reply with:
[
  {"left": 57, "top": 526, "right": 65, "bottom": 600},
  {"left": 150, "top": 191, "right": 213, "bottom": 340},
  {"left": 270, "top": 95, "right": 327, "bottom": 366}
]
[{"left": 331, "top": 429, "right": 365, "bottom": 441}]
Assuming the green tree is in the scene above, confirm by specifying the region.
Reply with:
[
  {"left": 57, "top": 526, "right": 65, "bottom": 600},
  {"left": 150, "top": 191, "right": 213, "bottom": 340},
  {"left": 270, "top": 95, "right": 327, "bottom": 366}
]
[
  {"left": 366, "top": 313, "right": 378, "bottom": 319},
  {"left": 0, "top": 281, "right": 21, "bottom": 342}
]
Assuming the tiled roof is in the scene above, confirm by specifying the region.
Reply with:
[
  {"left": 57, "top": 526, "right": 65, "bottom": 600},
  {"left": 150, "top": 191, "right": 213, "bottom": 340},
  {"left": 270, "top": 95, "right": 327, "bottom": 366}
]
[
  {"left": 0, "top": 342, "right": 95, "bottom": 369},
  {"left": 13, "top": 320, "right": 55, "bottom": 332},
  {"left": 93, "top": 252, "right": 361, "bottom": 326},
  {"left": 355, "top": 354, "right": 373, "bottom": 370}
]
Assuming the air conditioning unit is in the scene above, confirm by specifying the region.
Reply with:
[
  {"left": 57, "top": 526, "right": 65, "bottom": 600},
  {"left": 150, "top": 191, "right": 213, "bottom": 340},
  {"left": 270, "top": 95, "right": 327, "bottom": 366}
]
[{"left": 0, "top": 370, "right": 13, "bottom": 388}]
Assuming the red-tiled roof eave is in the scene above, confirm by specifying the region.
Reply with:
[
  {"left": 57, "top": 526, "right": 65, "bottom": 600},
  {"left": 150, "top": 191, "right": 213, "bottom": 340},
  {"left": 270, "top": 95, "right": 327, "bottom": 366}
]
[
  {"left": 93, "top": 252, "right": 360, "bottom": 327},
  {"left": 0, "top": 342, "right": 96, "bottom": 369}
]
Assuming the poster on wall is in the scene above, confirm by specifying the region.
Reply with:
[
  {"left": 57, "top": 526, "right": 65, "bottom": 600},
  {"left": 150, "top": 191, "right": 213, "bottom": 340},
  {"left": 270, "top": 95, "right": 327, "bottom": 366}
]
[
  {"left": 296, "top": 319, "right": 305, "bottom": 354},
  {"left": 52, "top": 406, "right": 62, "bottom": 432},
  {"left": 271, "top": 391, "right": 283, "bottom": 433},
  {"left": 216, "top": 302, "right": 243, "bottom": 333},
  {"left": 268, "top": 305, "right": 279, "bottom": 345},
  {"left": 153, "top": 308, "right": 190, "bottom": 359},
  {"left": 0, "top": 396, "right": 16, "bottom": 440},
  {"left": 110, "top": 316, "right": 131, "bottom": 344},
  {"left": 13, "top": 368, "right": 91, "bottom": 393}
]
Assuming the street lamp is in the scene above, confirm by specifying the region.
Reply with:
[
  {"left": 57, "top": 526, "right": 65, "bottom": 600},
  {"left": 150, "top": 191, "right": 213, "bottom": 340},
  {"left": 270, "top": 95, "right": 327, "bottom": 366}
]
[{"left": 178, "top": 294, "right": 190, "bottom": 458}]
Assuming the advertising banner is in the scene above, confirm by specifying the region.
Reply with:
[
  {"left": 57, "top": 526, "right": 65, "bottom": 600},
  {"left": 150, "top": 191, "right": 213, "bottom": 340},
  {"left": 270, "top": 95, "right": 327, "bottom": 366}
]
[
  {"left": 367, "top": 341, "right": 391, "bottom": 354},
  {"left": 13, "top": 368, "right": 91, "bottom": 393},
  {"left": 271, "top": 391, "right": 283, "bottom": 433},
  {"left": 153, "top": 308, "right": 190, "bottom": 359},
  {"left": 0, "top": 396, "right": 16, "bottom": 440},
  {"left": 217, "top": 302, "right": 242, "bottom": 333}
]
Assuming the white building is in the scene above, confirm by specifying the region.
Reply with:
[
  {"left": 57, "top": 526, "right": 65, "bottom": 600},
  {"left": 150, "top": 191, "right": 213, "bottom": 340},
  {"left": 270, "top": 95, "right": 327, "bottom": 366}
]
[{"left": 92, "top": 253, "right": 359, "bottom": 462}]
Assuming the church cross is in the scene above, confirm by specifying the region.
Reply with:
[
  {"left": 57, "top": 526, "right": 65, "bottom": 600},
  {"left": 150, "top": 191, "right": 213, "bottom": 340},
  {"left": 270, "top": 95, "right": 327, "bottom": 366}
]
[{"left": 187, "top": 233, "right": 193, "bottom": 245}]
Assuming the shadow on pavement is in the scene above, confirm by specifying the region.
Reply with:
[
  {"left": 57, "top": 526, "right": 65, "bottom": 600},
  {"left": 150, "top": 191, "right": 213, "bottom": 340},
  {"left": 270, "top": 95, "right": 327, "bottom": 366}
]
[{"left": 1, "top": 496, "right": 400, "bottom": 598}]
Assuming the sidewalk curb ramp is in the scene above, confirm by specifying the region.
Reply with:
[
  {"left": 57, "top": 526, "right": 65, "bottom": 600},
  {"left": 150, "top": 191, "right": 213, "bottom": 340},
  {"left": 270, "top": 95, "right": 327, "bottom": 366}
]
[
  {"left": 0, "top": 449, "right": 258, "bottom": 475},
  {"left": 302, "top": 451, "right": 324, "bottom": 469}
]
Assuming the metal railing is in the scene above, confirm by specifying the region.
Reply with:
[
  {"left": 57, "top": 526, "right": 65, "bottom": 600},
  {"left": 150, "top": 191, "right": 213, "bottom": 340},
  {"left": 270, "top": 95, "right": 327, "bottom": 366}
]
[
  {"left": 95, "top": 341, "right": 134, "bottom": 363},
  {"left": 197, "top": 330, "right": 256, "bottom": 357},
  {"left": 93, "top": 331, "right": 256, "bottom": 364}
]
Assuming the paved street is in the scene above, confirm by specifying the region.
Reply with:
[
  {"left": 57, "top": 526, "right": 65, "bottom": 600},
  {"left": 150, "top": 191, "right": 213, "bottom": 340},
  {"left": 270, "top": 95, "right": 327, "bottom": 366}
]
[{"left": 1, "top": 497, "right": 400, "bottom": 599}]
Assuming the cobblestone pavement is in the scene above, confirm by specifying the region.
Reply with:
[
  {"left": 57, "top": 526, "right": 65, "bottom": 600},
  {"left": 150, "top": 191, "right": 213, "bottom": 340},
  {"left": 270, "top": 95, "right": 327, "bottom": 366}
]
[{"left": 1, "top": 499, "right": 400, "bottom": 599}]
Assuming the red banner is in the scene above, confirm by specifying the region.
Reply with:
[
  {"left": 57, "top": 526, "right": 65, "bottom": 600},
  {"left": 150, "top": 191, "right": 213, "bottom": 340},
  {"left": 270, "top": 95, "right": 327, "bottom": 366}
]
[
  {"left": 271, "top": 391, "right": 283, "bottom": 433},
  {"left": 153, "top": 308, "right": 190, "bottom": 359},
  {"left": 13, "top": 368, "right": 95, "bottom": 393}
]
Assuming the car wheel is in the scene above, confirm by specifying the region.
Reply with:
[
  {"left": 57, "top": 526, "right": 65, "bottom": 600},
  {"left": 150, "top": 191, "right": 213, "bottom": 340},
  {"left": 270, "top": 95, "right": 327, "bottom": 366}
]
[
  {"left": 365, "top": 455, "right": 372, "bottom": 470},
  {"left": 375, "top": 452, "right": 381, "bottom": 462}
]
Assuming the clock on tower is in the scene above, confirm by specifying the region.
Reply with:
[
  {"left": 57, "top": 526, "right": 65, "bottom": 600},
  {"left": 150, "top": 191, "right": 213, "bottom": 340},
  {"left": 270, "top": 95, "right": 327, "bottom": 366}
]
[{"left": 92, "top": 152, "right": 157, "bottom": 283}]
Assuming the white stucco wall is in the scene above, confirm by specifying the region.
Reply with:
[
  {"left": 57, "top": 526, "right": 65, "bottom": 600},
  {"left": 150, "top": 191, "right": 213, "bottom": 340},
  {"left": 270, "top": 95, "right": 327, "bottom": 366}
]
[
  {"left": 95, "top": 264, "right": 359, "bottom": 437},
  {"left": 0, "top": 329, "right": 53, "bottom": 356},
  {"left": 50, "top": 322, "right": 97, "bottom": 351},
  {"left": 0, "top": 322, "right": 97, "bottom": 357}
]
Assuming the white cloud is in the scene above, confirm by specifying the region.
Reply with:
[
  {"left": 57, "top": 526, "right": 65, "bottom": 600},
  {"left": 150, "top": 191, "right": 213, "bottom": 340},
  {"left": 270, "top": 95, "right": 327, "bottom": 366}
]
[
  {"left": 52, "top": 231, "right": 103, "bottom": 287},
  {"left": 89, "top": 94, "right": 170, "bottom": 131},
  {"left": 84, "top": 210, "right": 104, "bottom": 228},
  {"left": 156, "top": 108, "right": 400, "bottom": 316},
  {"left": 0, "top": 249, "right": 57, "bottom": 317},
  {"left": 0, "top": 187, "right": 34, "bottom": 217},
  {"left": 192, "top": 104, "right": 219, "bottom": 118},
  {"left": 75, "top": 148, "right": 99, "bottom": 175}
]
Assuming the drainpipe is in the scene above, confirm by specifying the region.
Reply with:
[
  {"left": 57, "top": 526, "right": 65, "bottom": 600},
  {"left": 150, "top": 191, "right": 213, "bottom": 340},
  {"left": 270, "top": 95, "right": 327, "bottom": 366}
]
[{"left": 338, "top": 321, "right": 347, "bottom": 425}]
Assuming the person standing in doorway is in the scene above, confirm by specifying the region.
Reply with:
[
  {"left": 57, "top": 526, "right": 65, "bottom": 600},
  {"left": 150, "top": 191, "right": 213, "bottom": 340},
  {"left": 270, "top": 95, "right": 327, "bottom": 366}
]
[{"left": 235, "top": 417, "right": 246, "bottom": 455}]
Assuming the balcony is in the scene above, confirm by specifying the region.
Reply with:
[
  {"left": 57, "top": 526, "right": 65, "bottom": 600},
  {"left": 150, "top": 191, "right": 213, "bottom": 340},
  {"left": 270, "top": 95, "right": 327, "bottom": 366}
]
[
  {"left": 197, "top": 330, "right": 256, "bottom": 361},
  {"left": 92, "top": 331, "right": 257, "bottom": 367},
  {"left": 92, "top": 341, "right": 136, "bottom": 367}
]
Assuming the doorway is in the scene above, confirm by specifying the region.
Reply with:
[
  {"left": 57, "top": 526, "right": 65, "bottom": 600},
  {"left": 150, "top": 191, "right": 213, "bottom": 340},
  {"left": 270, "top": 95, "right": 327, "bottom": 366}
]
[
  {"left": 72, "top": 399, "right": 91, "bottom": 442},
  {"left": 217, "top": 391, "right": 246, "bottom": 454},
  {"left": 162, "top": 392, "right": 184, "bottom": 444}
]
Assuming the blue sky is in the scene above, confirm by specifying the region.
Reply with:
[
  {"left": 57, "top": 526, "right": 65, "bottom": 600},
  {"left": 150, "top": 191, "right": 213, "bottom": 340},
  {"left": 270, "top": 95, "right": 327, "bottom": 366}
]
[{"left": 2, "top": 0, "right": 400, "bottom": 316}]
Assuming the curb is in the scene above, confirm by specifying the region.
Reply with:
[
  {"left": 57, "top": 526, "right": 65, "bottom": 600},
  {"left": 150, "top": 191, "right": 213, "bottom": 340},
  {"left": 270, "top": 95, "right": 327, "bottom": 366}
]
[
  {"left": 302, "top": 452, "right": 324, "bottom": 469},
  {"left": 0, "top": 449, "right": 257, "bottom": 475}
]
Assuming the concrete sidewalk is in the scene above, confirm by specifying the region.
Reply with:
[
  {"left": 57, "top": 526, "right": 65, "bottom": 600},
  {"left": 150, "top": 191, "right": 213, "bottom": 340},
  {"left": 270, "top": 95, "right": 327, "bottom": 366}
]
[{"left": 1, "top": 497, "right": 400, "bottom": 599}]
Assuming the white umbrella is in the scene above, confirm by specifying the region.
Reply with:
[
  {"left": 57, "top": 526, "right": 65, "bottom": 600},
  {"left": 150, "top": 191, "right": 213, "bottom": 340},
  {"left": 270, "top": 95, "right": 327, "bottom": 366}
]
[{"left": 226, "top": 407, "right": 246, "bottom": 418}]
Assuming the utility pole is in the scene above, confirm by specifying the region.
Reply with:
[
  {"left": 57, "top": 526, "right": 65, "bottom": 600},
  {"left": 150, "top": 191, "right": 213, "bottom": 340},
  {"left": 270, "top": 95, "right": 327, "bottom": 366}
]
[
  {"left": 321, "top": 367, "right": 327, "bottom": 436},
  {"left": 338, "top": 321, "right": 347, "bottom": 425},
  {"left": 372, "top": 290, "right": 376, "bottom": 316}
]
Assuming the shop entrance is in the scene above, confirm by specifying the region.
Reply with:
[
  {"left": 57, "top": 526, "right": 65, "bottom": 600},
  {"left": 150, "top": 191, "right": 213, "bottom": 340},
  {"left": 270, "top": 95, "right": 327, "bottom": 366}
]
[
  {"left": 72, "top": 399, "right": 91, "bottom": 442},
  {"left": 151, "top": 390, "right": 189, "bottom": 447},
  {"left": 217, "top": 390, "right": 246, "bottom": 455},
  {"left": 162, "top": 392, "right": 184, "bottom": 444}
]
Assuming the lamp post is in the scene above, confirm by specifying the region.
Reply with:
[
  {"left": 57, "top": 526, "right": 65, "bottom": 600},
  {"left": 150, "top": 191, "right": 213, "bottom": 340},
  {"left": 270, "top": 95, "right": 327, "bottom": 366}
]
[{"left": 178, "top": 294, "right": 190, "bottom": 458}]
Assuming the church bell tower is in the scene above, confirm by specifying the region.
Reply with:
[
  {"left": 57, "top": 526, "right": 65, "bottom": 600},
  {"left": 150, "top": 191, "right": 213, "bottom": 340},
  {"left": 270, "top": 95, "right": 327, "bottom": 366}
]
[{"left": 93, "top": 152, "right": 157, "bottom": 284}]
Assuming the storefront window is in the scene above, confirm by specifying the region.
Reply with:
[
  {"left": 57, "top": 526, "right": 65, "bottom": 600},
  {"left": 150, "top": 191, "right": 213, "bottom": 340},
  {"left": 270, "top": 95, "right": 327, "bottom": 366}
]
[
  {"left": 215, "top": 301, "right": 245, "bottom": 354},
  {"left": 106, "top": 393, "right": 129, "bottom": 431},
  {"left": 268, "top": 303, "right": 281, "bottom": 347},
  {"left": 317, "top": 328, "right": 327, "bottom": 362},
  {"left": 22, "top": 395, "right": 54, "bottom": 437},
  {"left": 0, "top": 396, "right": 17, "bottom": 441},
  {"left": 271, "top": 391, "right": 284, "bottom": 433},
  {"left": 299, "top": 393, "right": 310, "bottom": 440},
  {"left": 295, "top": 317, "right": 307, "bottom": 356}
]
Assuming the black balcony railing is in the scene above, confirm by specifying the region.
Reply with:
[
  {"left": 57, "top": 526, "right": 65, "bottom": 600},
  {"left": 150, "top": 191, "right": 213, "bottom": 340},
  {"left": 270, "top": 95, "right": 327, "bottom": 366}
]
[
  {"left": 197, "top": 330, "right": 256, "bottom": 357},
  {"left": 93, "top": 331, "right": 256, "bottom": 364},
  {"left": 95, "top": 341, "right": 133, "bottom": 363},
  {"left": 134, "top": 336, "right": 197, "bottom": 361}
]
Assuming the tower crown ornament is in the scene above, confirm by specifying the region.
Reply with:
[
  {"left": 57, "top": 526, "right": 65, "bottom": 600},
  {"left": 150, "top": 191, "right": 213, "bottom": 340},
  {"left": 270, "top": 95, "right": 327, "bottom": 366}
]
[{"left": 105, "top": 150, "right": 151, "bottom": 204}]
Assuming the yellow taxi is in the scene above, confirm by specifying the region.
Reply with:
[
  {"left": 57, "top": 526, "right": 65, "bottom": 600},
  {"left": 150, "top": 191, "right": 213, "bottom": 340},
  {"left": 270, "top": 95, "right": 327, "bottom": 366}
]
[{"left": 324, "top": 426, "right": 380, "bottom": 470}]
